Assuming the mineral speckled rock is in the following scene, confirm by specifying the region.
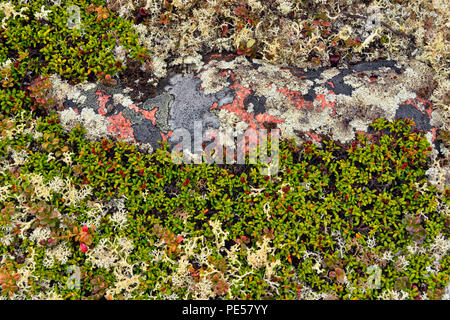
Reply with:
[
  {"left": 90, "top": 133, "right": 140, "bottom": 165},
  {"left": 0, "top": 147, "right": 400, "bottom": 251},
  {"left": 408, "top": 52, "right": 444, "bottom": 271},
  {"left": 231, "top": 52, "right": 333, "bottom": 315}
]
[
  {"left": 54, "top": 53, "right": 445, "bottom": 156},
  {"left": 198, "top": 54, "right": 438, "bottom": 145}
]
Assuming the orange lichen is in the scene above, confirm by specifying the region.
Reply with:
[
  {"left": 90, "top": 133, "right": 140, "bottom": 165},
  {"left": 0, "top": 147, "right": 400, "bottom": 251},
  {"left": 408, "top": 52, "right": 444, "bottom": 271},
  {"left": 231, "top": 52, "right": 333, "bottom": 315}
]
[
  {"left": 95, "top": 90, "right": 111, "bottom": 116},
  {"left": 129, "top": 104, "right": 158, "bottom": 125},
  {"left": 106, "top": 112, "right": 135, "bottom": 141}
]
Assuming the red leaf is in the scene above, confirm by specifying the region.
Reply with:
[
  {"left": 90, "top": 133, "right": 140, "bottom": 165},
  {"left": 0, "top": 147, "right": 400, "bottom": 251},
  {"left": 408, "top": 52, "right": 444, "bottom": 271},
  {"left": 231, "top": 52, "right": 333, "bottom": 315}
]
[{"left": 79, "top": 243, "right": 88, "bottom": 253}]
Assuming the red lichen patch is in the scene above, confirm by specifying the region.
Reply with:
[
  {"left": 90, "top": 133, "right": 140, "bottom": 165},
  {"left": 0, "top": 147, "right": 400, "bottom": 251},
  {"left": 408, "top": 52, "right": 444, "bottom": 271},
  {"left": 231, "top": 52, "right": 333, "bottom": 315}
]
[
  {"left": 228, "top": 71, "right": 252, "bottom": 100},
  {"left": 402, "top": 97, "right": 433, "bottom": 119},
  {"left": 95, "top": 90, "right": 112, "bottom": 116},
  {"left": 209, "top": 102, "right": 219, "bottom": 111},
  {"left": 315, "top": 92, "right": 337, "bottom": 115},
  {"left": 276, "top": 87, "right": 312, "bottom": 111},
  {"left": 430, "top": 128, "right": 438, "bottom": 142},
  {"left": 202, "top": 67, "right": 286, "bottom": 160},
  {"left": 203, "top": 53, "right": 237, "bottom": 67},
  {"left": 277, "top": 85, "right": 337, "bottom": 115},
  {"left": 160, "top": 131, "right": 173, "bottom": 142},
  {"left": 106, "top": 112, "right": 135, "bottom": 141},
  {"left": 210, "top": 70, "right": 286, "bottom": 134},
  {"left": 208, "top": 53, "right": 223, "bottom": 62},
  {"left": 129, "top": 104, "right": 157, "bottom": 125},
  {"left": 209, "top": 71, "right": 255, "bottom": 126},
  {"left": 218, "top": 53, "right": 237, "bottom": 63},
  {"left": 254, "top": 113, "right": 284, "bottom": 127},
  {"left": 217, "top": 100, "right": 258, "bottom": 127}
]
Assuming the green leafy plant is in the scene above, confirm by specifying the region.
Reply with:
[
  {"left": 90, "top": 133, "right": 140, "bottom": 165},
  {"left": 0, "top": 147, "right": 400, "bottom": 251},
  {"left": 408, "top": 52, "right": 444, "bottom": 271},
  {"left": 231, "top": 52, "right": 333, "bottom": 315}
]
[
  {"left": 0, "top": 260, "right": 21, "bottom": 297},
  {"left": 27, "top": 76, "right": 55, "bottom": 112},
  {"left": 41, "top": 132, "right": 69, "bottom": 157}
]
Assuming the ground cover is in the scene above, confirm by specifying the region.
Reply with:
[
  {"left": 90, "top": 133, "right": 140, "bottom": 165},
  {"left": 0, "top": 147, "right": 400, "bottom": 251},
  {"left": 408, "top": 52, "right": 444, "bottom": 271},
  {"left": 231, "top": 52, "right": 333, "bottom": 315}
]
[{"left": 0, "top": 0, "right": 448, "bottom": 300}]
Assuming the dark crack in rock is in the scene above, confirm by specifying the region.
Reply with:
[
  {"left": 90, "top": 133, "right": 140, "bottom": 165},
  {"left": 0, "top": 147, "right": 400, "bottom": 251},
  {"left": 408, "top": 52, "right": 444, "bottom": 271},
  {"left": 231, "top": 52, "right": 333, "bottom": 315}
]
[{"left": 395, "top": 104, "right": 432, "bottom": 131}]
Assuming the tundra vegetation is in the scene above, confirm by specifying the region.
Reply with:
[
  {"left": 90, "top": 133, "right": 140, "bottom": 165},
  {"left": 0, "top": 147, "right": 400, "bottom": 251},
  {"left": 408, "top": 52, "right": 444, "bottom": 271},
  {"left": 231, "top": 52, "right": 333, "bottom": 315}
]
[{"left": 0, "top": 0, "right": 448, "bottom": 300}]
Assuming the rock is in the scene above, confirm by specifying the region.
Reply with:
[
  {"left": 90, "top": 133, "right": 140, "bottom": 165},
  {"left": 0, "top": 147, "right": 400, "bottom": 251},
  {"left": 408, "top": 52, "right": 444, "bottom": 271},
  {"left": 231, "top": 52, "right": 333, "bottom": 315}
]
[{"left": 56, "top": 54, "right": 445, "bottom": 155}]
